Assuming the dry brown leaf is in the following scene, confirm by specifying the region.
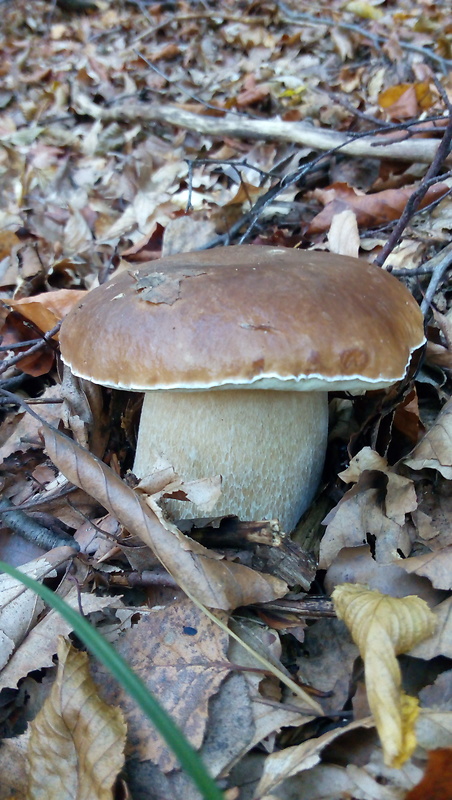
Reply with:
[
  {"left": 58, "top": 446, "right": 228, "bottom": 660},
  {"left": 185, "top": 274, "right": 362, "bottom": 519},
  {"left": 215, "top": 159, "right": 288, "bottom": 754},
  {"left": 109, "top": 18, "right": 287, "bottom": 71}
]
[
  {"left": 295, "top": 616, "right": 359, "bottom": 715},
  {"left": 137, "top": 457, "right": 222, "bottom": 514},
  {"left": 27, "top": 637, "right": 126, "bottom": 800},
  {"left": 0, "top": 384, "right": 64, "bottom": 461},
  {"left": 404, "top": 398, "right": 452, "bottom": 479},
  {"left": 332, "top": 583, "right": 437, "bottom": 767},
  {"left": 378, "top": 82, "right": 435, "bottom": 118},
  {"left": 410, "top": 597, "right": 452, "bottom": 661},
  {"left": 0, "top": 546, "right": 75, "bottom": 672},
  {"left": 320, "top": 448, "right": 416, "bottom": 567},
  {"left": 42, "top": 422, "right": 287, "bottom": 610},
  {"left": 327, "top": 207, "right": 360, "bottom": 257},
  {"left": 417, "top": 707, "right": 452, "bottom": 750},
  {"left": 405, "top": 747, "right": 452, "bottom": 800},
  {"left": 325, "top": 546, "right": 443, "bottom": 605},
  {"left": 8, "top": 289, "right": 87, "bottom": 336},
  {"left": 256, "top": 716, "right": 375, "bottom": 796},
  {"left": 0, "top": 586, "right": 121, "bottom": 692},
  {"left": 91, "top": 598, "right": 229, "bottom": 771},
  {"left": 0, "top": 311, "right": 55, "bottom": 377},
  {"left": 0, "top": 732, "right": 28, "bottom": 800},
  {"left": 307, "top": 181, "right": 449, "bottom": 233},
  {"left": 398, "top": 546, "right": 452, "bottom": 591}
]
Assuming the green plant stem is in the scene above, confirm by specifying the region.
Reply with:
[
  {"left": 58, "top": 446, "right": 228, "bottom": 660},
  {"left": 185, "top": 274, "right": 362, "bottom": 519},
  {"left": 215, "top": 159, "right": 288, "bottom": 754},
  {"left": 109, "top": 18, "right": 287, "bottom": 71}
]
[{"left": 0, "top": 560, "right": 224, "bottom": 800}]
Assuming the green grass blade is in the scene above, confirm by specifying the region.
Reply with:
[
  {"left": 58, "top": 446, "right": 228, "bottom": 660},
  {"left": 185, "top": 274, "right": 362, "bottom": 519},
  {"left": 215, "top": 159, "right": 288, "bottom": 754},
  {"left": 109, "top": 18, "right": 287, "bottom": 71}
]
[{"left": 0, "top": 559, "right": 224, "bottom": 800}]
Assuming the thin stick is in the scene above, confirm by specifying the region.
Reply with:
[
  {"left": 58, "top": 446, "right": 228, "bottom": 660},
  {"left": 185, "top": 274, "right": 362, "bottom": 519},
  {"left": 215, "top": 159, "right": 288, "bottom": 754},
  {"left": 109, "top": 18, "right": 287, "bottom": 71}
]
[
  {"left": 74, "top": 93, "right": 448, "bottom": 166},
  {"left": 420, "top": 243, "right": 452, "bottom": 315},
  {"left": 0, "top": 497, "right": 80, "bottom": 551},
  {"left": 374, "top": 113, "right": 452, "bottom": 268},
  {"left": 0, "top": 322, "right": 61, "bottom": 376}
]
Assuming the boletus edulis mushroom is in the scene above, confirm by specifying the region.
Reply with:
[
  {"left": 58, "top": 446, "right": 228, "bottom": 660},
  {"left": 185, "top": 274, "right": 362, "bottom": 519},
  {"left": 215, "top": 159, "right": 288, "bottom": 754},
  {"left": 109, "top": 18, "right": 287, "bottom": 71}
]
[{"left": 59, "top": 246, "right": 425, "bottom": 531}]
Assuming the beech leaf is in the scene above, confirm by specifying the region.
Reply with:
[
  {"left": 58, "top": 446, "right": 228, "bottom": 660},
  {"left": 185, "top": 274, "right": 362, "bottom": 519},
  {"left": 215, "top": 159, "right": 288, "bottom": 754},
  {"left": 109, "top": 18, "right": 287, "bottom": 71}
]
[
  {"left": 27, "top": 637, "right": 126, "bottom": 800},
  {"left": 332, "top": 583, "right": 437, "bottom": 767}
]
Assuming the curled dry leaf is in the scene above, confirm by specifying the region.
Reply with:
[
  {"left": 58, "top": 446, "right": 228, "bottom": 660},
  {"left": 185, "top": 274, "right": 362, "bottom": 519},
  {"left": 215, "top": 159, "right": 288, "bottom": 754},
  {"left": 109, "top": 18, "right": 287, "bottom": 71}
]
[
  {"left": 327, "top": 207, "right": 360, "bottom": 258},
  {"left": 42, "top": 423, "right": 287, "bottom": 610},
  {"left": 398, "top": 546, "right": 452, "bottom": 591},
  {"left": 410, "top": 597, "right": 452, "bottom": 661},
  {"left": 320, "top": 448, "right": 416, "bottom": 567},
  {"left": 8, "top": 289, "right": 87, "bottom": 336},
  {"left": 27, "top": 637, "right": 126, "bottom": 800},
  {"left": 0, "top": 546, "right": 75, "bottom": 672},
  {"left": 332, "top": 583, "right": 437, "bottom": 767},
  {"left": 307, "top": 181, "right": 450, "bottom": 234},
  {"left": 404, "top": 397, "right": 452, "bottom": 479},
  {"left": 137, "top": 458, "right": 222, "bottom": 514},
  {"left": 256, "top": 716, "right": 375, "bottom": 796}
]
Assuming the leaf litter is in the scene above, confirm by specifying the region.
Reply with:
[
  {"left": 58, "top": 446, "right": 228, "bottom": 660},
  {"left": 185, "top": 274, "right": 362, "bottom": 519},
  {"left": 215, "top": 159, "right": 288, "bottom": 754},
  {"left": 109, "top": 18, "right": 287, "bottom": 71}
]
[{"left": 1, "top": 0, "right": 452, "bottom": 797}]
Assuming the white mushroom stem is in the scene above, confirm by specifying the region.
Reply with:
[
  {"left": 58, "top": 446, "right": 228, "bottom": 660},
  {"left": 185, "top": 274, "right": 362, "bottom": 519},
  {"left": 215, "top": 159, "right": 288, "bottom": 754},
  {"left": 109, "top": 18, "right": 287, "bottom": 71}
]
[{"left": 133, "top": 390, "right": 328, "bottom": 532}]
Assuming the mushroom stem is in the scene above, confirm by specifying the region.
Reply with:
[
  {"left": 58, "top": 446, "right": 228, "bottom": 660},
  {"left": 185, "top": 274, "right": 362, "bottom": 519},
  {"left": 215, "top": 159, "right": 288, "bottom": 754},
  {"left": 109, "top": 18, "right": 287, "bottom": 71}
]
[{"left": 133, "top": 390, "right": 328, "bottom": 532}]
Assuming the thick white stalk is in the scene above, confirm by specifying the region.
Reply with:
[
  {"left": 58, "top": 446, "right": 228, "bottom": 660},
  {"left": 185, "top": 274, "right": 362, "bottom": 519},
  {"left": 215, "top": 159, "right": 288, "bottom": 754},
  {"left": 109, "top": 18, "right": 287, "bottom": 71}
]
[{"left": 134, "top": 390, "right": 328, "bottom": 532}]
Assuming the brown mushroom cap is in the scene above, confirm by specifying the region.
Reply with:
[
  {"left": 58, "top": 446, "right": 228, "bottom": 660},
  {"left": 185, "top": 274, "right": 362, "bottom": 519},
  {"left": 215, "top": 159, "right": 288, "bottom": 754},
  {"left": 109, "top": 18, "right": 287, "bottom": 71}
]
[{"left": 59, "top": 246, "right": 425, "bottom": 392}]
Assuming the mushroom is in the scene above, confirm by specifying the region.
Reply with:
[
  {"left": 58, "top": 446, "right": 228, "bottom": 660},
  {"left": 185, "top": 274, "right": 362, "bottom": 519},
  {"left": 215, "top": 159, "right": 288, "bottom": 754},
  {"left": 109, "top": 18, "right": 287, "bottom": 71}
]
[{"left": 59, "top": 246, "right": 425, "bottom": 531}]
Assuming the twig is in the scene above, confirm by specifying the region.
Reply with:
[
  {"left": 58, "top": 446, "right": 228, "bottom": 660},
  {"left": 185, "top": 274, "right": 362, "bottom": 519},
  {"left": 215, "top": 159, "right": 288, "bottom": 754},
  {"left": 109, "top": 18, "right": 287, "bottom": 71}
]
[
  {"left": 374, "top": 112, "right": 452, "bottom": 267},
  {"left": 390, "top": 263, "right": 444, "bottom": 277},
  {"left": 0, "top": 497, "right": 80, "bottom": 551},
  {"left": 72, "top": 93, "right": 450, "bottom": 166},
  {"left": 420, "top": 243, "right": 452, "bottom": 315},
  {"left": 0, "top": 338, "right": 46, "bottom": 351},
  {"left": 255, "top": 697, "right": 352, "bottom": 719},
  {"left": 0, "top": 321, "right": 61, "bottom": 376}
]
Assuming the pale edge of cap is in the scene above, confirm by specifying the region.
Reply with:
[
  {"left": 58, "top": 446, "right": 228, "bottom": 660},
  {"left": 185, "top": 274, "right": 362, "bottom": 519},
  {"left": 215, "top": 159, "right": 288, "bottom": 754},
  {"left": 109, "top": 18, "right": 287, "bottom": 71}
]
[{"left": 61, "top": 335, "right": 426, "bottom": 394}]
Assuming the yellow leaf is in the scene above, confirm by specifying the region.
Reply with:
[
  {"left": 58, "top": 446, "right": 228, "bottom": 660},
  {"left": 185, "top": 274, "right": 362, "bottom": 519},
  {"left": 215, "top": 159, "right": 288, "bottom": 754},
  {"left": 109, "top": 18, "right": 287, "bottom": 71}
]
[
  {"left": 27, "top": 637, "right": 126, "bottom": 800},
  {"left": 379, "top": 82, "right": 434, "bottom": 111},
  {"left": 345, "top": 0, "right": 383, "bottom": 20},
  {"left": 332, "top": 583, "right": 436, "bottom": 767}
]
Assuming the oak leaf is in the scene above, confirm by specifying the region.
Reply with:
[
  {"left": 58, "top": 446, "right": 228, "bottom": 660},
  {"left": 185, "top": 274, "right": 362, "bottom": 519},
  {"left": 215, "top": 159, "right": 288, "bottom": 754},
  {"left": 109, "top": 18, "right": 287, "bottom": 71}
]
[{"left": 404, "top": 397, "right": 452, "bottom": 479}]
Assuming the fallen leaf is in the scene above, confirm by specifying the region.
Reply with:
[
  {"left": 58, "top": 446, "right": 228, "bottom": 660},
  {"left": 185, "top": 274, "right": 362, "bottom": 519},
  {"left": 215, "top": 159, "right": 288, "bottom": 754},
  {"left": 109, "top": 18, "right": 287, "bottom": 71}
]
[
  {"left": 345, "top": 0, "right": 383, "bottom": 19},
  {"left": 0, "top": 384, "right": 63, "bottom": 461},
  {"left": 327, "top": 208, "right": 360, "bottom": 257},
  {"left": 27, "top": 637, "right": 126, "bottom": 800},
  {"left": 42, "top": 421, "right": 287, "bottom": 609},
  {"left": 320, "top": 448, "right": 416, "bottom": 566},
  {"left": 0, "top": 732, "right": 28, "bottom": 800},
  {"left": 91, "top": 599, "right": 229, "bottom": 771},
  {"left": 256, "top": 716, "right": 375, "bottom": 795},
  {"left": 0, "top": 547, "right": 75, "bottom": 671},
  {"left": 398, "top": 546, "right": 452, "bottom": 591},
  {"left": 8, "top": 289, "right": 87, "bottom": 335},
  {"left": 410, "top": 597, "right": 452, "bottom": 660},
  {"left": 405, "top": 748, "right": 452, "bottom": 800},
  {"left": 404, "top": 397, "right": 452, "bottom": 479},
  {"left": 332, "top": 583, "right": 437, "bottom": 767},
  {"left": 0, "top": 586, "right": 121, "bottom": 692},
  {"left": 325, "top": 546, "right": 443, "bottom": 605},
  {"left": 308, "top": 181, "right": 449, "bottom": 233},
  {"left": 379, "top": 82, "right": 435, "bottom": 118}
]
